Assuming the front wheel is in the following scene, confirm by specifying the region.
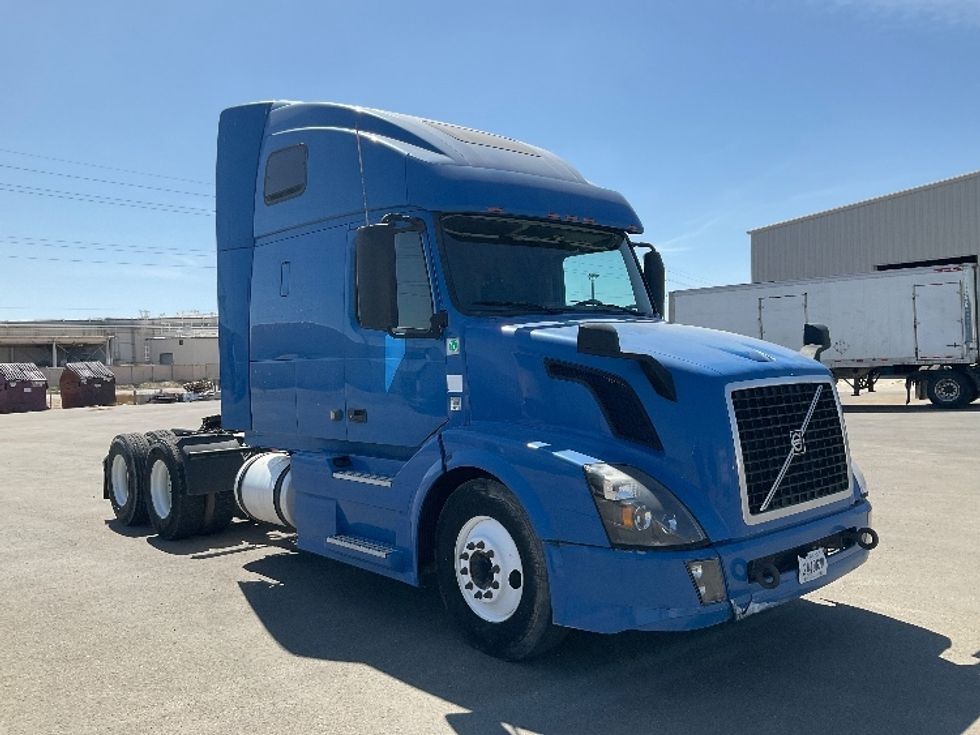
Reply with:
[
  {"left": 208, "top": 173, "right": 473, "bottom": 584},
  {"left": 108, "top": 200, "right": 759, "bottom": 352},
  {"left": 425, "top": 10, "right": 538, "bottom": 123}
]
[{"left": 436, "top": 479, "right": 566, "bottom": 660}]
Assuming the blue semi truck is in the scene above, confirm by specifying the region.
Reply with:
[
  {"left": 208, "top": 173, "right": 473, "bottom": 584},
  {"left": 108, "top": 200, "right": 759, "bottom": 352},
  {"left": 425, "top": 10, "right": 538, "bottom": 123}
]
[{"left": 104, "top": 101, "right": 877, "bottom": 659}]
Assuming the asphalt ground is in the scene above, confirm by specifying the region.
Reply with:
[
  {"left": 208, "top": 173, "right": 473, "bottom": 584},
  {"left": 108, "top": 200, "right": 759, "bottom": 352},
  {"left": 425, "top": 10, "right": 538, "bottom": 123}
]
[{"left": 0, "top": 386, "right": 977, "bottom": 735}]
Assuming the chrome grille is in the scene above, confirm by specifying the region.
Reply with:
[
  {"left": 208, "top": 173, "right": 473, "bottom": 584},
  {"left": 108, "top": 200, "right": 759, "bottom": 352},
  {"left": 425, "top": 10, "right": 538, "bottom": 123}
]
[{"left": 730, "top": 381, "right": 849, "bottom": 517}]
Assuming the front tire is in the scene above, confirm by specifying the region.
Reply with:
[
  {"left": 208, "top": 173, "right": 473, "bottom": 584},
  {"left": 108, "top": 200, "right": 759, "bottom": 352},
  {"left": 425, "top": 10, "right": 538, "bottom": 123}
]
[
  {"left": 926, "top": 370, "right": 973, "bottom": 409},
  {"left": 436, "top": 478, "right": 566, "bottom": 660}
]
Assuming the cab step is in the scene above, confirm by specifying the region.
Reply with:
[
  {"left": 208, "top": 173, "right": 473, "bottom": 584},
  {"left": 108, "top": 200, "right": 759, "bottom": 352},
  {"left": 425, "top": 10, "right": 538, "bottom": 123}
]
[
  {"left": 331, "top": 470, "right": 393, "bottom": 487},
  {"left": 326, "top": 534, "right": 400, "bottom": 563}
]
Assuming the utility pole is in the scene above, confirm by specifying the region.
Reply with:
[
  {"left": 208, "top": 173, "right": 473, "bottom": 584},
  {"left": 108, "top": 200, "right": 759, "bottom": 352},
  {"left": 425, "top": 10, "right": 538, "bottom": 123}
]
[{"left": 588, "top": 272, "right": 600, "bottom": 301}]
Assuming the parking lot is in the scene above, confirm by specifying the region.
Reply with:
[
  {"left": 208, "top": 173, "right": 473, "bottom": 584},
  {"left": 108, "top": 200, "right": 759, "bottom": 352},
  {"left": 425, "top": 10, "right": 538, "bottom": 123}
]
[{"left": 1, "top": 389, "right": 977, "bottom": 735}]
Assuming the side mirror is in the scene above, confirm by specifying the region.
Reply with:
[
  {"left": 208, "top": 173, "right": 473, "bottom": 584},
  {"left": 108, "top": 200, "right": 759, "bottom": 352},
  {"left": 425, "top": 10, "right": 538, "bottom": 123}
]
[
  {"left": 355, "top": 224, "right": 398, "bottom": 331},
  {"left": 637, "top": 245, "right": 666, "bottom": 317},
  {"left": 801, "top": 323, "right": 831, "bottom": 362}
]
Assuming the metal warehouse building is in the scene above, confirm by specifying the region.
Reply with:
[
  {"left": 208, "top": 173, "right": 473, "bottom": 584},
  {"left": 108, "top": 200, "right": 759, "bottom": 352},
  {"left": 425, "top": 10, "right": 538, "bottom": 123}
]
[{"left": 750, "top": 170, "right": 980, "bottom": 282}]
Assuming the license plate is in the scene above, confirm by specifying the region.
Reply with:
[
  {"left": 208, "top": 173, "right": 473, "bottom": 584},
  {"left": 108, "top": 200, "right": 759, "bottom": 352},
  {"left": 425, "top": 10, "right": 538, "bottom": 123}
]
[
  {"left": 23, "top": 387, "right": 31, "bottom": 392},
  {"left": 798, "top": 548, "right": 828, "bottom": 584}
]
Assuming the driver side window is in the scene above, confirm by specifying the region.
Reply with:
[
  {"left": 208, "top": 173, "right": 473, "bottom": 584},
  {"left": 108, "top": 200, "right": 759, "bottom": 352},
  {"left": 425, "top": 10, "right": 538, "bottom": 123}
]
[{"left": 394, "top": 231, "right": 434, "bottom": 331}]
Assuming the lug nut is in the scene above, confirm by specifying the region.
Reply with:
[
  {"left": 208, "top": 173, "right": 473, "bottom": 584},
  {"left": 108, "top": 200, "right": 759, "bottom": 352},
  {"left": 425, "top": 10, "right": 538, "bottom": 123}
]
[
  {"left": 465, "top": 582, "right": 473, "bottom": 590},
  {"left": 491, "top": 581, "right": 499, "bottom": 589},
  {"left": 459, "top": 552, "right": 469, "bottom": 561},
  {"left": 487, "top": 550, "right": 494, "bottom": 558},
  {"left": 460, "top": 567, "right": 468, "bottom": 575},
  {"left": 492, "top": 565, "right": 500, "bottom": 574},
  {"left": 466, "top": 542, "right": 475, "bottom": 551},
  {"left": 476, "top": 541, "right": 485, "bottom": 549},
  {"left": 475, "top": 591, "right": 483, "bottom": 599},
  {"left": 484, "top": 592, "right": 493, "bottom": 600}
]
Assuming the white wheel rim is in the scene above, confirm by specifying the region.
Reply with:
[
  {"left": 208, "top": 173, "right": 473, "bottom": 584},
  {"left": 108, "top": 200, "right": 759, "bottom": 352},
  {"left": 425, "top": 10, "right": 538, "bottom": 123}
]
[
  {"left": 149, "top": 459, "right": 173, "bottom": 520},
  {"left": 110, "top": 454, "right": 129, "bottom": 506},
  {"left": 454, "top": 516, "right": 524, "bottom": 623}
]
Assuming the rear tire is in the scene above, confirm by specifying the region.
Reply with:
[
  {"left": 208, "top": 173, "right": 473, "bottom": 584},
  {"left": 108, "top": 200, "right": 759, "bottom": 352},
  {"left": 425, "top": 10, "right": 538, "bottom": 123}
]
[
  {"left": 200, "top": 491, "right": 236, "bottom": 535},
  {"left": 144, "top": 434, "right": 205, "bottom": 540},
  {"left": 436, "top": 478, "right": 566, "bottom": 660},
  {"left": 104, "top": 433, "right": 151, "bottom": 526},
  {"left": 926, "top": 371, "right": 973, "bottom": 409}
]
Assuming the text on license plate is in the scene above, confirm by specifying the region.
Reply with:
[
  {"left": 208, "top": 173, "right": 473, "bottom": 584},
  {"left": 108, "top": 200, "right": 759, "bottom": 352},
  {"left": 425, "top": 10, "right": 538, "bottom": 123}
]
[{"left": 798, "top": 548, "right": 828, "bottom": 584}]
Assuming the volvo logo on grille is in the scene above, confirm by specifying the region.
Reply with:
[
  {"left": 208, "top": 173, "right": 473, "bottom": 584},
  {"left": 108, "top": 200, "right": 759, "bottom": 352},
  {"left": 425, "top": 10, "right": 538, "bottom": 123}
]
[{"left": 790, "top": 429, "right": 806, "bottom": 455}]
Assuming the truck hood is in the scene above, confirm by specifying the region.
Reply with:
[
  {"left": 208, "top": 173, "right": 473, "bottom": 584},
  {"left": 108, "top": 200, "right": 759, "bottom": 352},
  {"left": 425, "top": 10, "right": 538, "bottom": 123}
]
[
  {"left": 510, "top": 318, "right": 826, "bottom": 380},
  {"left": 462, "top": 317, "right": 852, "bottom": 543}
]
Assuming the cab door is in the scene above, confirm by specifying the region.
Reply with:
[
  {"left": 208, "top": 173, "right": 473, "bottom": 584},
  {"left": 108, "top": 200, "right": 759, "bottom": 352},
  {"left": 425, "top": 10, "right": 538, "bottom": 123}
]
[{"left": 345, "top": 220, "right": 448, "bottom": 452}]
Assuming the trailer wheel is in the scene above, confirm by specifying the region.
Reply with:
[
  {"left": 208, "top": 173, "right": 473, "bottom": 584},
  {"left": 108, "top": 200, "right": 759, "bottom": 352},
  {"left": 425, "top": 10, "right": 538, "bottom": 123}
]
[
  {"left": 104, "top": 433, "right": 150, "bottom": 526},
  {"left": 144, "top": 434, "right": 205, "bottom": 540},
  {"left": 436, "top": 478, "right": 566, "bottom": 660},
  {"left": 926, "top": 371, "right": 973, "bottom": 409}
]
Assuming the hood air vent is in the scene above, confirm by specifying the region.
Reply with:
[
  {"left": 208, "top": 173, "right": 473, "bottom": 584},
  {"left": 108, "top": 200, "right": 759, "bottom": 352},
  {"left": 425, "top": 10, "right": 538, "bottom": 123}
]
[{"left": 545, "top": 359, "right": 663, "bottom": 450}]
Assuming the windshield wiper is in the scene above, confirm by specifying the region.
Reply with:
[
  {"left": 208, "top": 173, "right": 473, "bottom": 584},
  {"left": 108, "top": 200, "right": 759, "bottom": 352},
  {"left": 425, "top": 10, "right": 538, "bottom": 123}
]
[
  {"left": 471, "top": 300, "right": 565, "bottom": 314},
  {"left": 568, "top": 299, "right": 643, "bottom": 315}
]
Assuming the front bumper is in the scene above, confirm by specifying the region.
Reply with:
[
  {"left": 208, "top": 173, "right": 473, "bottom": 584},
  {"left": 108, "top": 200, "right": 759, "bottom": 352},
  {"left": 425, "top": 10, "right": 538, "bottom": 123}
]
[{"left": 544, "top": 499, "right": 872, "bottom": 634}]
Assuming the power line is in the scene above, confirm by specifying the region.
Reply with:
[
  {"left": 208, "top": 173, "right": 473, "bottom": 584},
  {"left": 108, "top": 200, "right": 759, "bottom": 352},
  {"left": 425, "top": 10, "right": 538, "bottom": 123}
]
[
  {"left": 0, "top": 235, "right": 211, "bottom": 257},
  {"left": 0, "top": 235, "right": 214, "bottom": 253},
  {"left": 0, "top": 252, "right": 215, "bottom": 269},
  {"left": 667, "top": 267, "right": 714, "bottom": 287},
  {"left": 0, "top": 236, "right": 212, "bottom": 260},
  {"left": 0, "top": 182, "right": 215, "bottom": 216},
  {"left": 0, "top": 147, "right": 213, "bottom": 186},
  {"left": 0, "top": 162, "right": 214, "bottom": 198}
]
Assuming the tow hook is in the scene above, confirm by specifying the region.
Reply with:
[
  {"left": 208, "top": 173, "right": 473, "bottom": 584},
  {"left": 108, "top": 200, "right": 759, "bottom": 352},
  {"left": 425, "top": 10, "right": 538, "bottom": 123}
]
[
  {"left": 748, "top": 561, "right": 781, "bottom": 589},
  {"left": 846, "top": 527, "right": 879, "bottom": 551}
]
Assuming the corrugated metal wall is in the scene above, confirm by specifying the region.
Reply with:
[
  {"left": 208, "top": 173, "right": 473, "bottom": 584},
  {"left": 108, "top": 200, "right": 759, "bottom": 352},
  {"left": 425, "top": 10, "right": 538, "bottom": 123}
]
[{"left": 750, "top": 171, "right": 980, "bottom": 282}]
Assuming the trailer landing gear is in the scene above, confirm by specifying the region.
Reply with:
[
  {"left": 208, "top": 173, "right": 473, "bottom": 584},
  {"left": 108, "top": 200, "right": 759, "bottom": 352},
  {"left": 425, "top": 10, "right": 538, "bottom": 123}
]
[{"left": 840, "top": 370, "right": 879, "bottom": 397}]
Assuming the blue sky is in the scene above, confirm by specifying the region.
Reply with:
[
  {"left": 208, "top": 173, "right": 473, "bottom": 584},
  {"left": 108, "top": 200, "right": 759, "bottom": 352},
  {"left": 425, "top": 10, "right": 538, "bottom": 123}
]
[{"left": 1, "top": 0, "right": 978, "bottom": 319}]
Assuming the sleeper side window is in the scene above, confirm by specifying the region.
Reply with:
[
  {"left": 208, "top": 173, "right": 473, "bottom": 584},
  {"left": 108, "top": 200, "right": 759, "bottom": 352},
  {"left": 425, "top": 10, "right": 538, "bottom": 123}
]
[{"left": 263, "top": 144, "right": 307, "bottom": 205}]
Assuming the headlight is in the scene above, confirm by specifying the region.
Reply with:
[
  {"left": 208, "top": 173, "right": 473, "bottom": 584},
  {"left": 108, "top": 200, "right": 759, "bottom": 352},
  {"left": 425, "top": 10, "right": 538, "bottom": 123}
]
[
  {"left": 852, "top": 461, "right": 869, "bottom": 498},
  {"left": 583, "top": 463, "right": 707, "bottom": 548}
]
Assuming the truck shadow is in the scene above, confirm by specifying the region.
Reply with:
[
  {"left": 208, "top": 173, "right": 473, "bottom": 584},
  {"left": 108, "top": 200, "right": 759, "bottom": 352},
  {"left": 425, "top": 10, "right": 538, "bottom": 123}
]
[
  {"left": 105, "top": 518, "right": 296, "bottom": 558},
  {"left": 238, "top": 550, "right": 979, "bottom": 735}
]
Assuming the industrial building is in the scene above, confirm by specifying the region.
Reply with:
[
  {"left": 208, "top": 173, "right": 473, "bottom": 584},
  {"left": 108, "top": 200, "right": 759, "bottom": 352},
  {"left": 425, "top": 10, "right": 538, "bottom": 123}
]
[
  {"left": 0, "top": 313, "right": 219, "bottom": 384},
  {"left": 749, "top": 170, "right": 980, "bottom": 282}
]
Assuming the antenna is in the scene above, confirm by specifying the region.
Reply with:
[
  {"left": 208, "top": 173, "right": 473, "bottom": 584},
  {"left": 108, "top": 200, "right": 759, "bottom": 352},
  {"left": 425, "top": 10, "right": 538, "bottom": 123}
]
[{"left": 354, "top": 117, "right": 370, "bottom": 227}]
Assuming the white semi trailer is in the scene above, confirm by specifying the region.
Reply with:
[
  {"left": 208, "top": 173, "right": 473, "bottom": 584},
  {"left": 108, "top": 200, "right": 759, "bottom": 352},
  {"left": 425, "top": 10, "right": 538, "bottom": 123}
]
[{"left": 669, "top": 264, "right": 979, "bottom": 408}]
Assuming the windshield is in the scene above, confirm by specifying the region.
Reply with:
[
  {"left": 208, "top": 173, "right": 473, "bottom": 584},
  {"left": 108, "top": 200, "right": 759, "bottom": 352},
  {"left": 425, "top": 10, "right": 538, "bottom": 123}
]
[{"left": 439, "top": 215, "right": 653, "bottom": 316}]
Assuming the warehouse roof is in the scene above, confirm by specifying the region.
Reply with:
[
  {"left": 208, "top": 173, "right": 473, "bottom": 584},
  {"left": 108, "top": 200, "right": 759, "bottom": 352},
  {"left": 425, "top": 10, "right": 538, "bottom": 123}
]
[
  {"left": 64, "top": 362, "right": 115, "bottom": 380},
  {"left": 748, "top": 169, "right": 980, "bottom": 234},
  {"left": 0, "top": 363, "right": 46, "bottom": 382}
]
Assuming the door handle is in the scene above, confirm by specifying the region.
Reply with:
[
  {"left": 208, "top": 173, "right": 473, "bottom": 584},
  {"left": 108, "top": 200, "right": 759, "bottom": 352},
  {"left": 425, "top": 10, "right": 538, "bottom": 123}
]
[{"left": 348, "top": 408, "right": 367, "bottom": 423}]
